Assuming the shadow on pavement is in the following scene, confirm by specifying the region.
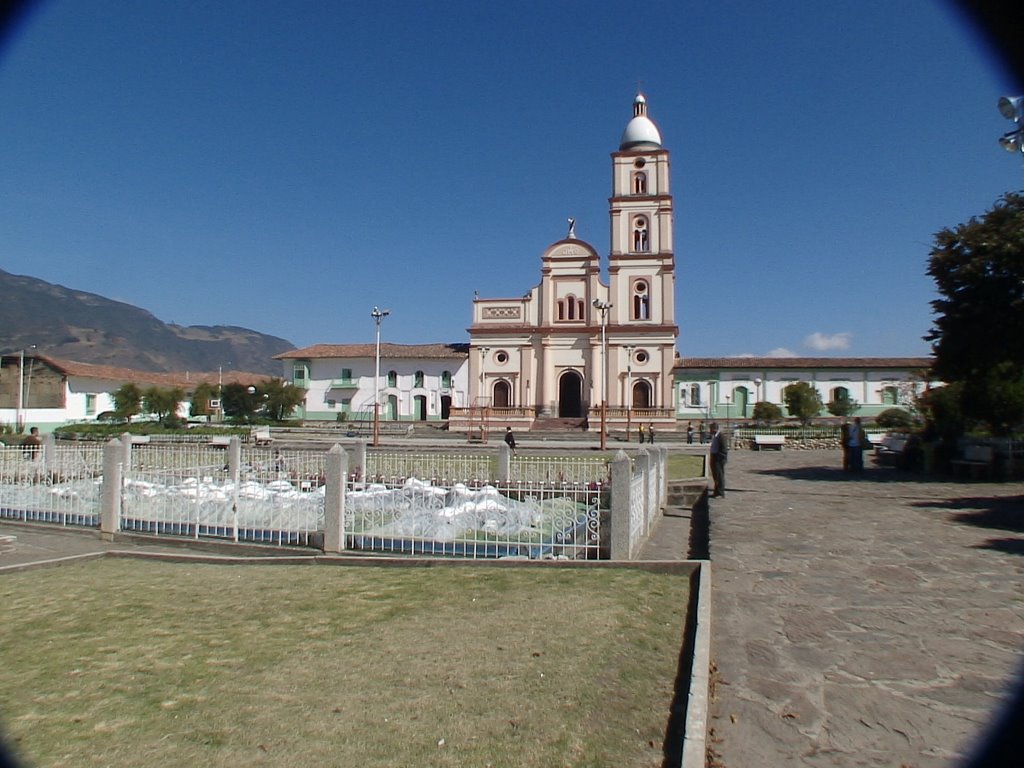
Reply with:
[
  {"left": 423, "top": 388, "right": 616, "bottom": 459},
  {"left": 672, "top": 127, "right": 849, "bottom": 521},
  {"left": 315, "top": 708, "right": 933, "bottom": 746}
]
[{"left": 912, "top": 495, "right": 1024, "bottom": 533}]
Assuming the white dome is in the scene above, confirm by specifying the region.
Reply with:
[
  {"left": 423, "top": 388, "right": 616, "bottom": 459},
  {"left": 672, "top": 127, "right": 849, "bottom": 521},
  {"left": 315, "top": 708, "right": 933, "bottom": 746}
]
[
  {"left": 619, "top": 93, "right": 663, "bottom": 150},
  {"left": 620, "top": 116, "right": 662, "bottom": 149}
]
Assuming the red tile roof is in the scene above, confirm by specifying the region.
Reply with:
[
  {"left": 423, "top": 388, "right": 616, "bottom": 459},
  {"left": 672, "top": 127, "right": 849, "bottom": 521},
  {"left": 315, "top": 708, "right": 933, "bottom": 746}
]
[
  {"left": 16, "top": 355, "right": 271, "bottom": 389},
  {"left": 276, "top": 343, "right": 470, "bottom": 360},
  {"left": 675, "top": 356, "right": 933, "bottom": 370}
]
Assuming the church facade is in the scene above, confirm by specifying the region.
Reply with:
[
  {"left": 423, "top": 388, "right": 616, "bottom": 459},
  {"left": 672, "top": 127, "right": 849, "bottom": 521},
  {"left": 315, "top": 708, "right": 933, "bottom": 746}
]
[{"left": 453, "top": 94, "right": 679, "bottom": 432}]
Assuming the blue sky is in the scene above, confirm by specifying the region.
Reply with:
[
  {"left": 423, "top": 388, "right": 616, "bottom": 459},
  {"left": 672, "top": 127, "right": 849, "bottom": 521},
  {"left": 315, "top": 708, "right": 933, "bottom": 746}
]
[{"left": 0, "top": 0, "right": 1020, "bottom": 359}]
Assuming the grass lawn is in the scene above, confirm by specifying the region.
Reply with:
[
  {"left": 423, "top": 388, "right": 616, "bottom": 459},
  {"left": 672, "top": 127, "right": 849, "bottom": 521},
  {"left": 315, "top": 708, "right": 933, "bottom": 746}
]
[
  {"left": 0, "top": 559, "right": 691, "bottom": 768},
  {"left": 666, "top": 453, "right": 705, "bottom": 481}
]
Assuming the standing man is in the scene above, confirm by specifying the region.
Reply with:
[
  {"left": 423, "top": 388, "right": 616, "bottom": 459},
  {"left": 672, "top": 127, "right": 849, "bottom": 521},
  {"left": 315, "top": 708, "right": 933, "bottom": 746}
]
[
  {"left": 647, "top": 423, "right": 655, "bottom": 444},
  {"left": 686, "top": 422, "right": 694, "bottom": 444},
  {"left": 503, "top": 426, "right": 517, "bottom": 456},
  {"left": 638, "top": 423, "right": 645, "bottom": 444},
  {"left": 847, "top": 416, "right": 866, "bottom": 473},
  {"left": 709, "top": 422, "right": 728, "bottom": 498}
]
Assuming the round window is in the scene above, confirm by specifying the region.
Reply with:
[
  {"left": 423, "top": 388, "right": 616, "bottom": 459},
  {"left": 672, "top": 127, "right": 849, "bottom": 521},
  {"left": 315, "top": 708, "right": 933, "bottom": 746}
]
[
  {"left": 635, "top": 350, "right": 649, "bottom": 364},
  {"left": 635, "top": 281, "right": 648, "bottom": 293},
  {"left": 634, "top": 158, "right": 646, "bottom": 168},
  {"left": 495, "top": 351, "right": 509, "bottom": 364}
]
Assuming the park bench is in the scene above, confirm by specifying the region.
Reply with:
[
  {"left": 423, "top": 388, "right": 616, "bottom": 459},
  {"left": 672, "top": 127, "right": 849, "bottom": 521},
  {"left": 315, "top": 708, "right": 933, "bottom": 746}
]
[
  {"left": 251, "top": 427, "right": 274, "bottom": 446},
  {"left": 950, "top": 445, "right": 995, "bottom": 480},
  {"left": 873, "top": 434, "right": 908, "bottom": 464},
  {"left": 208, "top": 435, "right": 233, "bottom": 448},
  {"left": 753, "top": 434, "right": 786, "bottom": 450},
  {"left": 129, "top": 435, "right": 151, "bottom": 445}
]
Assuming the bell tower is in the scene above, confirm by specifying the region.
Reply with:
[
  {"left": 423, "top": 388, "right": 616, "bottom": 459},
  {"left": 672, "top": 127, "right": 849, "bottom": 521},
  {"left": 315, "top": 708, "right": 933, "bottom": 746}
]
[{"left": 606, "top": 93, "right": 678, "bottom": 410}]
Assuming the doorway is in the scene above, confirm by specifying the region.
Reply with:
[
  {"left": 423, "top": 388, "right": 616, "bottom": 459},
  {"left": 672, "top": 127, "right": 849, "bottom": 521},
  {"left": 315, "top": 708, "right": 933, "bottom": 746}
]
[{"left": 558, "top": 371, "right": 584, "bottom": 418}]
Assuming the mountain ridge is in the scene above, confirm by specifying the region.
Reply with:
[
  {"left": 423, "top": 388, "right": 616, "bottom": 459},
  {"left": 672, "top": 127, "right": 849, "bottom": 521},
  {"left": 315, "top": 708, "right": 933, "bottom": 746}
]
[{"left": 0, "top": 268, "right": 295, "bottom": 375}]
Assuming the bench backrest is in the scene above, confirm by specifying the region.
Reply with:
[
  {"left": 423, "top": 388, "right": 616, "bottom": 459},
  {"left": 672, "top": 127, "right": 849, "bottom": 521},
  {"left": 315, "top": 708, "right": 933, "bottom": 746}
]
[
  {"left": 754, "top": 435, "right": 786, "bottom": 444},
  {"left": 963, "top": 445, "right": 994, "bottom": 463}
]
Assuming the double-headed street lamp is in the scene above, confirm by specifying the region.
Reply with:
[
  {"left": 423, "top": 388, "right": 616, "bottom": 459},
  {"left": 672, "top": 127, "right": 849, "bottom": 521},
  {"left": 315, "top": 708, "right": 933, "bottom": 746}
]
[
  {"left": 371, "top": 306, "right": 390, "bottom": 447},
  {"left": 998, "top": 95, "right": 1024, "bottom": 154},
  {"left": 592, "top": 299, "right": 612, "bottom": 451},
  {"left": 624, "top": 344, "right": 635, "bottom": 442}
]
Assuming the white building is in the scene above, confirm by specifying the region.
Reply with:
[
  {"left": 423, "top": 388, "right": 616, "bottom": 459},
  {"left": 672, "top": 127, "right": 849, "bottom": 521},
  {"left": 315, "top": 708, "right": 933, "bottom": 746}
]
[
  {"left": 674, "top": 357, "right": 937, "bottom": 423},
  {"left": 274, "top": 343, "right": 470, "bottom": 423},
  {"left": 0, "top": 353, "right": 262, "bottom": 432}
]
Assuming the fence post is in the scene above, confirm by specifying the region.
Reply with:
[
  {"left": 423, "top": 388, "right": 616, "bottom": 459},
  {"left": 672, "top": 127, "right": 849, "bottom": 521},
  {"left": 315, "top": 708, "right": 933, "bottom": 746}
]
[
  {"left": 324, "top": 444, "right": 348, "bottom": 553},
  {"left": 636, "top": 449, "right": 651, "bottom": 536},
  {"left": 42, "top": 432, "right": 57, "bottom": 475},
  {"left": 497, "top": 442, "right": 511, "bottom": 482},
  {"left": 610, "top": 450, "right": 631, "bottom": 560},
  {"left": 100, "top": 437, "right": 123, "bottom": 539},
  {"left": 120, "top": 432, "right": 133, "bottom": 471},
  {"left": 353, "top": 440, "right": 367, "bottom": 480},
  {"left": 228, "top": 437, "right": 242, "bottom": 541}
]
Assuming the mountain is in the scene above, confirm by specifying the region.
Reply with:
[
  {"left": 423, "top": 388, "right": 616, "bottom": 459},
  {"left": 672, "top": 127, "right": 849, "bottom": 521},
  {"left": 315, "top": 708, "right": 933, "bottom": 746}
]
[{"left": 0, "top": 268, "right": 295, "bottom": 375}]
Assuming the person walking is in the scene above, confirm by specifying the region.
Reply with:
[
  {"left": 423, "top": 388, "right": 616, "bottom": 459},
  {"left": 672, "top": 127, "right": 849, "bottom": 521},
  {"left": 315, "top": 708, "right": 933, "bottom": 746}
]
[
  {"left": 709, "top": 422, "right": 728, "bottom": 497},
  {"left": 699, "top": 421, "right": 706, "bottom": 444},
  {"left": 638, "top": 424, "right": 645, "bottom": 444},
  {"left": 20, "top": 427, "right": 42, "bottom": 460},
  {"left": 686, "top": 422, "right": 694, "bottom": 444},
  {"left": 847, "top": 416, "right": 867, "bottom": 473},
  {"left": 647, "top": 423, "right": 655, "bottom": 444},
  {"left": 504, "top": 426, "right": 517, "bottom": 456}
]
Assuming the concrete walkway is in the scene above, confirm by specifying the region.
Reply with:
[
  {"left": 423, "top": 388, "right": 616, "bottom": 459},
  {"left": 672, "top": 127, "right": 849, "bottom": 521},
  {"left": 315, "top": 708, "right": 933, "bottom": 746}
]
[{"left": 699, "top": 448, "right": 1023, "bottom": 768}]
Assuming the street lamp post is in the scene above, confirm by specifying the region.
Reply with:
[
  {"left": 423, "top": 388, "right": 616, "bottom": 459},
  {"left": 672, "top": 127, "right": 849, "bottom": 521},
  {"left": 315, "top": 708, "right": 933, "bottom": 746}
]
[
  {"left": 592, "top": 299, "right": 612, "bottom": 451},
  {"left": 16, "top": 349, "right": 25, "bottom": 433},
  {"left": 371, "top": 306, "right": 390, "bottom": 447},
  {"left": 725, "top": 394, "right": 731, "bottom": 431}
]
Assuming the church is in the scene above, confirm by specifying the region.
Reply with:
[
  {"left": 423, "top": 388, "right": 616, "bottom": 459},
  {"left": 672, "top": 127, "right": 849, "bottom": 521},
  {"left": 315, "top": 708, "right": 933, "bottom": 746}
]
[{"left": 451, "top": 94, "right": 679, "bottom": 434}]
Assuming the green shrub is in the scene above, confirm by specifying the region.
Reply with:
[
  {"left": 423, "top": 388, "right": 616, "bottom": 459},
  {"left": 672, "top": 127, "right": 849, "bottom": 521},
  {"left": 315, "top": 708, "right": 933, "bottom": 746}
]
[{"left": 876, "top": 408, "right": 913, "bottom": 430}]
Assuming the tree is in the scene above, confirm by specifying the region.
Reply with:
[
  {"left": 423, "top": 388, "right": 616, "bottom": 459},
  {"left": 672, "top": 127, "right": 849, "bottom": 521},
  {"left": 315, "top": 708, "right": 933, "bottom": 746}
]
[
  {"left": 260, "top": 378, "right": 306, "bottom": 422},
  {"left": 782, "top": 382, "right": 823, "bottom": 425},
  {"left": 143, "top": 386, "right": 185, "bottom": 426},
  {"left": 918, "top": 383, "right": 968, "bottom": 441},
  {"left": 190, "top": 382, "right": 217, "bottom": 419},
  {"left": 112, "top": 383, "right": 143, "bottom": 423},
  {"left": 826, "top": 391, "right": 859, "bottom": 418},
  {"left": 752, "top": 401, "right": 783, "bottom": 424},
  {"left": 926, "top": 192, "right": 1024, "bottom": 434}
]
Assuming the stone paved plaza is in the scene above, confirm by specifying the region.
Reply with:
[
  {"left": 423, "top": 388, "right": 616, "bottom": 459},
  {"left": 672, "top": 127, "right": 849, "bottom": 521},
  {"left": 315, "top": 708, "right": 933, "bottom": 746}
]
[{"left": 702, "top": 449, "right": 1023, "bottom": 767}]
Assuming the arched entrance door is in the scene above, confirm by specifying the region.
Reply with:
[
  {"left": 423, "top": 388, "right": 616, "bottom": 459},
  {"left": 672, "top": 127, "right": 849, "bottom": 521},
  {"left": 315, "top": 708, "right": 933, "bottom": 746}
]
[
  {"left": 440, "top": 395, "right": 452, "bottom": 420},
  {"left": 492, "top": 380, "right": 511, "bottom": 407},
  {"left": 558, "top": 371, "right": 584, "bottom": 418},
  {"left": 413, "top": 395, "right": 427, "bottom": 421},
  {"left": 386, "top": 394, "right": 399, "bottom": 420},
  {"left": 632, "top": 380, "right": 652, "bottom": 409}
]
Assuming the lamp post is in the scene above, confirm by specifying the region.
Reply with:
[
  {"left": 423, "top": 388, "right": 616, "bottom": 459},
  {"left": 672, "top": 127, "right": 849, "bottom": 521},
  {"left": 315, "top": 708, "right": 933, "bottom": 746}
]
[
  {"left": 725, "top": 394, "right": 731, "bottom": 431},
  {"left": 592, "top": 299, "right": 612, "bottom": 450},
  {"left": 753, "top": 378, "right": 762, "bottom": 422},
  {"left": 624, "top": 345, "right": 635, "bottom": 442},
  {"left": 16, "top": 349, "right": 25, "bottom": 433},
  {"left": 371, "top": 306, "right": 390, "bottom": 447},
  {"left": 997, "top": 95, "right": 1024, "bottom": 154}
]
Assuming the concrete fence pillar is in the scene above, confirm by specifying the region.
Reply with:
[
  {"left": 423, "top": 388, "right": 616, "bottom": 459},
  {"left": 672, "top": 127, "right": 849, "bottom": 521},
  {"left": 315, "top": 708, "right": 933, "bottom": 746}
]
[
  {"left": 323, "top": 444, "right": 349, "bottom": 553},
  {"left": 120, "top": 432, "right": 133, "bottom": 471},
  {"left": 610, "top": 449, "right": 632, "bottom": 560},
  {"left": 42, "top": 433, "right": 57, "bottom": 474},
  {"left": 100, "top": 437, "right": 123, "bottom": 538},
  {"left": 228, "top": 437, "right": 242, "bottom": 481},
  {"left": 353, "top": 440, "right": 367, "bottom": 479},
  {"left": 636, "top": 449, "right": 651, "bottom": 536},
  {"left": 497, "top": 443, "right": 511, "bottom": 482}
]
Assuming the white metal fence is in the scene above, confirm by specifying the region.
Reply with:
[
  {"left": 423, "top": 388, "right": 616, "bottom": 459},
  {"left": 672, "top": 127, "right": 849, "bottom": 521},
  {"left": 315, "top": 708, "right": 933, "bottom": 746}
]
[
  {"left": 0, "top": 444, "right": 103, "bottom": 526},
  {"left": 1, "top": 439, "right": 669, "bottom": 560},
  {"left": 344, "top": 478, "right": 605, "bottom": 559}
]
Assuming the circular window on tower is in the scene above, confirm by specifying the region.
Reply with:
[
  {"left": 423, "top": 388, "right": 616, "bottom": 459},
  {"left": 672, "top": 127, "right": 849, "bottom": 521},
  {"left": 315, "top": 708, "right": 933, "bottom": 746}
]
[
  {"left": 635, "top": 281, "right": 648, "bottom": 293},
  {"left": 635, "top": 350, "right": 650, "bottom": 365},
  {"left": 495, "top": 351, "right": 509, "bottom": 365},
  {"left": 634, "top": 158, "right": 646, "bottom": 168}
]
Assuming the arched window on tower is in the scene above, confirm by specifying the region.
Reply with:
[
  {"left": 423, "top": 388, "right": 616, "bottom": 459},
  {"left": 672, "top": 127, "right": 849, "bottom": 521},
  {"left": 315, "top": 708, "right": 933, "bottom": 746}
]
[
  {"left": 632, "top": 172, "right": 647, "bottom": 195},
  {"left": 632, "top": 280, "right": 651, "bottom": 321},
  {"left": 557, "top": 300, "right": 565, "bottom": 320},
  {"left": 632, "top": 217, "right": 649, "bottom": 252},
  {"left": 577, "top": 298, "right": 585, "bottom": 318}
]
